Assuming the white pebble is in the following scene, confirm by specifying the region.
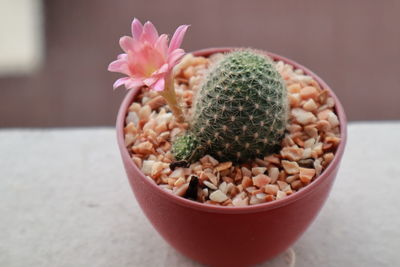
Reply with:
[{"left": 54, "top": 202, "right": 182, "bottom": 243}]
[
  {"left": 304, "top": 138, "right": 316, "bottom": 148},
  {"left": 142, "top": 160, "right": 155, "bottom": 175},
  {"left": 268, "top": 167, "right": 280, "bottom": 184},
  {"left": 169, "top": 168, "right": 184, "bottom": 179},
  {"left": 219, "top": 182, "right": 228, "bottom": 194},
  {"left": 202, "top": 188, "right": 209, "bottom": 197},
  {"left": 204, "top": 181, "right": 217, "bottom": 190},
  {"left": 232, "top": 193, "right": 249, "bottom": 206},
  {"left": 276, "top": 190, "right": 287, "bottom": 200},
  {"left": 209, "top": 190, "right": 228, "bottom": 203},
  {"left": 252, "top": 167, "right": 267, "bottom": 176},
  {"left": 208, "top": 156, "right": 219, "bottom": 166},
  {"left": 151, "top": 161, "right": 168, "bottom": 176},
  {"left": 282, "top": 160, "right": 300, "bottom": 174},
  {"left": 327, "top": 112, "right": 340, "bottom": 128},
  {"left": 249, "top": 195, "right": 265, "bottom": 205},
  {"left": 139, "top": 105, "right": 151, "bottom": 120},
  {"left": 303, "top": 99, "right": 318, "bottom": 112},
  {"left": 125, "top": 112, "right": 139, "bottom": 126},
  {"left": 158, "top": 113, "right": 173, "bottom": 124},
  {"left": 302, "top": 148, "right": 312, "bottom": 159},
  {"left": 291, "top": 108, "right": 317, "bottom": 125}
]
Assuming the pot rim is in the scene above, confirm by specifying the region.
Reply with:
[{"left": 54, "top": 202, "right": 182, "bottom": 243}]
[{"left": 116, "top": 47, "right": 347, "bottom": 214}]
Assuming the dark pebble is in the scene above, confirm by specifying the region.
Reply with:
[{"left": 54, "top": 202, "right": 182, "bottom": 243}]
[
  {"left": 298, "top": 158, "right": 314, "bottom": 168},
  {"left": 184, "top": 175, "right": 199, "bottom": 200},
  {"left": 169, "top": 160, "right": 190, "bottom": 171}
]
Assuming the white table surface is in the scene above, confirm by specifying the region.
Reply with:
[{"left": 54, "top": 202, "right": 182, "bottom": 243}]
[{"left": 1, "top": 122, "right": 399, "bottom": 267}]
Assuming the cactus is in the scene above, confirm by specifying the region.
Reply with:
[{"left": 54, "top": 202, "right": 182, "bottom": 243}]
[{"left": 172, "top": 49, "right": 288, "bottom": 163}]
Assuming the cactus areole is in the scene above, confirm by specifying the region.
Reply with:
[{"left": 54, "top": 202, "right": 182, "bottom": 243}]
[{"left": 172, "top": 49, "right": 289, "bottom": 163}]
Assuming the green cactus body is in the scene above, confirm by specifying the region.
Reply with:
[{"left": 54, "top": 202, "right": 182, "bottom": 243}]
[{"left": 172, "top": 50, "right": 288, "bottom": 163}]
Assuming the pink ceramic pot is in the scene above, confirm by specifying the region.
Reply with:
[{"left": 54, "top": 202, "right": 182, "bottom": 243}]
[{"left": 116, "top": 48, "right": 347, "bottom": 267}]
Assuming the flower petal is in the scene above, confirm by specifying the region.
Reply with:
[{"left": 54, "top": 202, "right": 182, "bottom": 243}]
[
  {"left": 131, "top": 18, "right": 143, "bottom": 39},
  {"left": 117, "top": 53, "right": 128, "bottom": 60},
  {"left": 143, "top": 76, "right": 157, "bottom": 87},
  {"left": 168, "top": 48, "right": 185, "bottom": 66},
  {"left": 152, "top": 63, "right": 169, "bottom": 75},
  {"left": 127, "top": 44, "right": 165, "bottom": 77},
  {"left": 113, "top": 77, "right": 130, "bottom": 90},
  {"left": 119, "top": 36, "right": 134, "bottom": 53},
  {"left": 142, "top": 64, "right": 169, "bottom": 87},
  {"left": 155, "top": 34, "right": 169, "bottom": 59},
  {"left": 125, "top": 78, "right": 144, "bottom": 90},
  {"left": 108, "top": 58, "right": 130, "bottom": 75},
  {"left": 152, "top": 78, "right": 165, "bottom": 91},
  {"left": 141, "top": 21, "right": 159, "bottom": 45},
  {"left": 168, "top": 25, "right": 189, "bottom": 53}
]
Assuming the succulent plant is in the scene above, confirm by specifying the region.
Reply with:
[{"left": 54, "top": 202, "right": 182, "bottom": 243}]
[{"left": 172, "top": 49, "right": 288, "bottom": 163}]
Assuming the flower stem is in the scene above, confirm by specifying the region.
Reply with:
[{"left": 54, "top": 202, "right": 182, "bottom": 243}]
[{"left": 159, "top": 75, "right": 185, "bottom": 123}]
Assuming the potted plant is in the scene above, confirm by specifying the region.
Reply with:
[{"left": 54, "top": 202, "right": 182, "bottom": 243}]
[{"left": 109, "top": 19, "right": 346, "bottom": 267}]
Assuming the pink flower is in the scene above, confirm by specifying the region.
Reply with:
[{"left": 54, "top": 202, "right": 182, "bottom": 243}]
[{"left": 108, "top": 18, "right": 189, "bottom": 91}]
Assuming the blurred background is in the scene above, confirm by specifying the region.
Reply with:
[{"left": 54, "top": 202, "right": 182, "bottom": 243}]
[{"left": 0, "top": 0, "right": 399, "bottom": 127}]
